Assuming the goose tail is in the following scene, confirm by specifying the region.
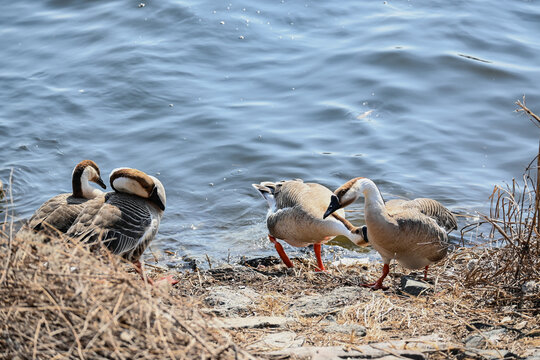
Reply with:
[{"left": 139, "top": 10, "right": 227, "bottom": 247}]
[{"left": 252, "top": 182, "right": 277, "bottom": 210}]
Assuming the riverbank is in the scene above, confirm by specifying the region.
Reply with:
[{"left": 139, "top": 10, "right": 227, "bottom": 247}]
[{"left": 1, "top": 225, "right": 538, "bottom": 359}]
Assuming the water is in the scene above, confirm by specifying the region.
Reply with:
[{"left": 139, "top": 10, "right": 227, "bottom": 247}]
[{"left": 1, "top": 0, "right": 540, "bottom": 267}]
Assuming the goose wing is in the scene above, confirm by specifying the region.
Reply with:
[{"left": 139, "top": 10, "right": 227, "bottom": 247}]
[
  {"left": 386, "top": 198, "right": 457, "bottom": 232},
  {"left": 28, "top": 193, "right": 88, "bottom": 233},
  {"left": 67, "top": 193, "right": 160, "bottom": 261}
]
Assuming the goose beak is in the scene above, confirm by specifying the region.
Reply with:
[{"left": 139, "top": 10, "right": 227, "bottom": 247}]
[
  {"left": 323, "top": 195, "right": 341, "bottom": 219},
  {"left": 149, "top": 187, "right": 166, "bottom": 211},
  {"left": 96, "top": 177, "right": 107, "bottom": 189}
]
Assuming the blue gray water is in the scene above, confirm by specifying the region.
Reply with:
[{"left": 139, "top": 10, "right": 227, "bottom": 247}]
[{"left": 1, "top": 0, "right": 540, "bottom": 267}]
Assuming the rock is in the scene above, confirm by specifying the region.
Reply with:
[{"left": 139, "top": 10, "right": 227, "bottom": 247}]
[
  {"left": 523, "top": 349, "right": 540, "bottom": 360},
  {"left": 465, "top": 328, "right": 507, "bottom": 349},
  {"left": 323, "top": 323, "right": 366, "bottom": 336},
  {"left": 287, "top": 287, "right": 363, "bottom": 317},
  {"left": 204, "top": 285, "right": 259, "bottom": 316},
  {"left": 257, "top": 331, "right": 304, "bottom": 349},
  {"left": 266, "top": 335, "right": 454, "bottom": 359},
  {"left": 462, "top": 348, "right": 517, "bottom": 359},
  {"left": 212, "top": 316, "right": 294, "bottom": 329},
  {"left": 400, "top": 276, "right": 432, "bottom": 296},
  {"left": 464, "top": 334, "right": 484, "bottom": 349}
]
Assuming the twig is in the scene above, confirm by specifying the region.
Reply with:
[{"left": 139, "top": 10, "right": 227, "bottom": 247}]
[
  {"left": 40, "top": 286, "right": 86, "bottom": 360},
  {"left": 516, "top": 97, "right": 540, "bottom": 127}
]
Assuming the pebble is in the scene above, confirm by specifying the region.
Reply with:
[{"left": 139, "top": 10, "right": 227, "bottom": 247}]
[
  {"left": 465, "top": 328, "right": 507, "bottom": 349},
  {"left": 400, "top": 276, "right": 432, "bottom": 296},
  {"left": 323, "top": 323, "right": 367, "bottom": 336}
]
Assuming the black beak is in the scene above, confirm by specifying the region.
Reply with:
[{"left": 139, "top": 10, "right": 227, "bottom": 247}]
[
  {"left": 361, "top": 225, "right": 369, "bottom": 243},
  {"left": 96, "top": 177, "right": 107, "bottom": 189},
  {"left": 323, "top": 195, "right": 341, "bottom": 219},
  {"left": 149, "top": 186, "right": 165, "bottom": 211}
]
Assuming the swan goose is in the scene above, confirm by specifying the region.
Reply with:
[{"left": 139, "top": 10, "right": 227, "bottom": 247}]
[
  {"left": 24, "top": 160, "right": 106, "bottom": 234},
  {"left": 323, "top": 177, "right": 457, "bottom": 289},
  {"left": 253, "top": 179, "right": 368, "bottom": 271},
  {"left": 66, "top": 167, "right": 173, "bottom": 285}
]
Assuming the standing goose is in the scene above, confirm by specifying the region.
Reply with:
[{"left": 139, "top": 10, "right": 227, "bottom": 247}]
[
  {"left": 24, "top": 160, "right": 106, "bottom": 234},
  {"left": 67, "top": 168, "right": 173, "bottom": 285},
  {"left": 253, "top": 179, "right": 368, "bottom": 271},
  {"left": 323, "top": 177, "right": 457, "bottom": 290}
]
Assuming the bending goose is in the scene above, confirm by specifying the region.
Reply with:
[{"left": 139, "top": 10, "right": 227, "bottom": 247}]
[
  {"left": 253, "top": 179, "right": 368, "bottom": 271},
  {"left": 67, "top": 168, "right": 173, "bottom": 285},
  {"left": 24, "top": 160, "right": 106, "bottom": 234},
  {"left": 323, "top": 177, "right": 457, "bottom": 289}
]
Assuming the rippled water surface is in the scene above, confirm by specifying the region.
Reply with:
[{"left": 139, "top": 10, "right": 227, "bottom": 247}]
[{"left": 2, "top": 0, "right": 540, "bottom": 266}]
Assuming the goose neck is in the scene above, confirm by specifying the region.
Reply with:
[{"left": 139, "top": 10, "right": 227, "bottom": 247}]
[{"left": 73, "top": 170, "right": 103, "bottom": 199}]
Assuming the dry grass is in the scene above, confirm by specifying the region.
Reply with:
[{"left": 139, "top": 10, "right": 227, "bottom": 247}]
[
  {"left": 175, "top": 257, "right": 539, "bottom": 357},
  {"left": 457, "top": 99, "right": 540, "bottom": 311},
  {"left": 0, "top": 215, "right": 254, "bottom": 359}
]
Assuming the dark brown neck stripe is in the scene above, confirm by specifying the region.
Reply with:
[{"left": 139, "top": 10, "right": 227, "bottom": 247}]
[
  {"left": 72, "top": 164, "right": 85, "bottom": 198},
  {"left": 110, "top": 168, "right": 153, "bottom": 194}
]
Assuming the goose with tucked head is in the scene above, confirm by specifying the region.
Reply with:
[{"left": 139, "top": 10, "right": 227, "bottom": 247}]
[
  {"left": 324, "top": 177, "right": 457, "bottom": 290},
  {"left": 66, "top": 167, "right": 172, "bottom": 285},
  {"left": 23, "top": 160, "right": 106, "bottom": 234},
  {"left": 253, "top": 179, "right": 367, "bottom": 271}
]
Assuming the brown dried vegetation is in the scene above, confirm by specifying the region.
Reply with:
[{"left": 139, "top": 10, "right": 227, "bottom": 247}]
[{"left": 0, "top": 225, "right": 254, "bottom": 359}]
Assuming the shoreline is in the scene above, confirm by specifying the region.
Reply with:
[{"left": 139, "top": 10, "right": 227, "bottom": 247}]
[
  {"left": 1, "top": 213, "right": 539, "bottom": 359},
  {"left": 163, "top": 253, "right": 539, "bottom": 359}
]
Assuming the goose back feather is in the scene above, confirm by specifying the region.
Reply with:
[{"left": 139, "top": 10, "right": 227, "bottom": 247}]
[
  {"left": 23, "top": 160, "right": 106, "bottom": 234},
  {"left": 66, "top": 168, "right": 165, "bottom": 262},
  {"left": 67, "top": 192, "right": 161, "bottom": 261}
]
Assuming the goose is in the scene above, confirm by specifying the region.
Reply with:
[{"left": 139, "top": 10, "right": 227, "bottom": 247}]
[
  {"left": 24, "top": 160, "right": 106, "bottom": 234},
  {"left": 252, "top": 179, "right": 368, "bottom": 271},
  {"left": 66, "top": 167, "right": 174, "bottom": 285},
  {"left": 323, "top": 177, "right": 457, "bottom": 290}
]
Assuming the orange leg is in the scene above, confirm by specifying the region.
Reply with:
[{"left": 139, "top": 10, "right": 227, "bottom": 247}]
[
  {"left": 424, "top": 265, "right": 429, "bottom": 281},
  {"left": 362, "top": 263, "right": 389, "bottom": 290},
  {"left": 134, "top": 260, "right": 154, "bottom": 285},
  {"left": 134, "top": 260, "right": 179, "bottom": 286},
  {"left": 269, "top": 235, "right": 294, "bottom": 268},
  {"left": 313, "top": 243, "right": 325, "bottom": 272}
]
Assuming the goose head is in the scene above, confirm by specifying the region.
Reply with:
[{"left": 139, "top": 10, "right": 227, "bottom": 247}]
[
  {"left": 109, "top": 168, "right": 166, "bottom": 211},
  {"left": 323, "top": 177, "right": 370, "bottom": 219},
  {"left": 72, "top": 160, "right": 107, "bottom": 199}
]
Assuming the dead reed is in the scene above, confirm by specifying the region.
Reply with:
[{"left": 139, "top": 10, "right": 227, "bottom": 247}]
[
  {"left": 0, "top": 212, "right": 254, "bottom": 359},
  {"left": 459, "top": 99, "right": 540, "bottom": 312}
]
